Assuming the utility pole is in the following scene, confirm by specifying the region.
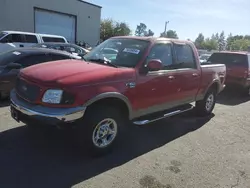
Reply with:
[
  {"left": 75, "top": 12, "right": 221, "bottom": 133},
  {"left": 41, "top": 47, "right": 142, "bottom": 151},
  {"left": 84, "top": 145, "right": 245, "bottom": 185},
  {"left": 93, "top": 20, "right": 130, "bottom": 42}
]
[{"left": 164, "top": 21, "right": 169, "bottom": 34}]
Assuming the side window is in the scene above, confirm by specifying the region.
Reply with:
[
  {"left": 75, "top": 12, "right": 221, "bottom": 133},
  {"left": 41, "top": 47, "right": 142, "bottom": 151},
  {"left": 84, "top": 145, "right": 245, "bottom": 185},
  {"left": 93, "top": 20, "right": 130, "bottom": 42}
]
[
  {"left": 49, "top": 54, "right": 70, "bottom": 61},
  {"left": 15, "top": 54, "right": 51, "bottom": 68},
  {"left": 42, "top": 37, "right": 65, "bottom": 43},
  {"left": 4, "top": 34, "right": 24, "bottom": 43},
  {"left": 24, "top": 35, "right": 38, "bottom": 43},
  {"left": 147, "top": 43, "right": 173, "bottom": 69},
  {"left": 174, "top": 44, "right": 196, "bottom": 69}
]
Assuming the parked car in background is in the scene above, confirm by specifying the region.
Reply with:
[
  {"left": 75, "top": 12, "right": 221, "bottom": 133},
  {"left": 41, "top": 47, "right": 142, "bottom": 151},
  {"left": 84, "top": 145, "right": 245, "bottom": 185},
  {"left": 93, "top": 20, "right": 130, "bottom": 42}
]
[
  {"left": 207, "top": 51, "right": 250, "bottom": 95},
  {"left": 199, "top": 54, "right": 211, "bottom": 64},
  {"left": 0, "top": 31, "right": 67, "bottom": 54},
  {"left": 0, "top": 48, "right": 80, "bottom": 99},
  {"left": 33, "top": 42, "right": 90, "bottom": 58},
  {"left": 10, "top": 36, "right": 226, "bottom": 156}
]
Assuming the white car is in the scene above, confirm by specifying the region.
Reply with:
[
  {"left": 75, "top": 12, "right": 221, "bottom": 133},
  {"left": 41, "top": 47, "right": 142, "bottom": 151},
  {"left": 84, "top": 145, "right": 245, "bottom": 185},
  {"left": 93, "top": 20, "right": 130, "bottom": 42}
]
[
  {"left": 0, "top": 31, "right": 67, "bottom": 53},
  {"left": 199, "top": 54, "right": 211, "bottom": 64}
]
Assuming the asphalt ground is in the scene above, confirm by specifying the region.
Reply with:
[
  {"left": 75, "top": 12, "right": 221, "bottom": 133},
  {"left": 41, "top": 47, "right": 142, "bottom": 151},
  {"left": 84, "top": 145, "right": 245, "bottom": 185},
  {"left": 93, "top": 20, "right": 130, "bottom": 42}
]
[{"left": 0, "top": 89, "right": 250, "bottom": 188}]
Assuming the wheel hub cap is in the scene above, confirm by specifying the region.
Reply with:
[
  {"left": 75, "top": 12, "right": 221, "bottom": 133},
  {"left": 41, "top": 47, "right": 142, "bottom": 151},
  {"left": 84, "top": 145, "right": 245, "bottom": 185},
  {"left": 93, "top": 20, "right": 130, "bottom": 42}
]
[
  {"left": 92, "top": 118, "right": 118, "bottom": 148},
  {"left": 206, "top": 94, "right": 214, "bottom": 111}
]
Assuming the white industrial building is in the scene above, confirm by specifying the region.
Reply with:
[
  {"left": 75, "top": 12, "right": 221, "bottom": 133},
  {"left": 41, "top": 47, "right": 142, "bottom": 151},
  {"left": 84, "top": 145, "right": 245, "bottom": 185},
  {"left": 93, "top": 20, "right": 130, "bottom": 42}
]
[{"left": 0, "top": 0, "right": 102, "bottom": 46}]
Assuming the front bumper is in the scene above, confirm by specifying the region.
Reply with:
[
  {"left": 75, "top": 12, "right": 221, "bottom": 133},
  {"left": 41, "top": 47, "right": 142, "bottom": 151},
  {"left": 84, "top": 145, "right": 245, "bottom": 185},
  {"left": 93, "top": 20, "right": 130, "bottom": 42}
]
[{"left": 10, "top": 90, "right": 86, "bottom": 125}]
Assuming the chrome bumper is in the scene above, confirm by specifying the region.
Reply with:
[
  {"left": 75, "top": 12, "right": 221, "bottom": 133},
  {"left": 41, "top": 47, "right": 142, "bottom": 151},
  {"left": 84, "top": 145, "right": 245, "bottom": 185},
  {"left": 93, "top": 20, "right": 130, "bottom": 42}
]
[{"left": 10, "top": 90, "right": 86, "bottom": 123}]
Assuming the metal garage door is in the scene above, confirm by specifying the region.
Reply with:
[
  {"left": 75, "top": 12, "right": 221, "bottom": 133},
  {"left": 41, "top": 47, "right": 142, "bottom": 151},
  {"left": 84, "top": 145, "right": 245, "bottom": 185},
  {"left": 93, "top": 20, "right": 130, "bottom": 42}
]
[{"left": 34, "top": 9, "right": 76, "bottom": 43}]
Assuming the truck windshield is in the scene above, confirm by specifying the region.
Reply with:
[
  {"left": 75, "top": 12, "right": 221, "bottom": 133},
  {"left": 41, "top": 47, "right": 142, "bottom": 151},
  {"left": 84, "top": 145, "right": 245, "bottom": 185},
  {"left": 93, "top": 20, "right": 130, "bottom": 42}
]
[
  {"left": 84, "top": 38, "right": 150, "bottom": 68},
  {"left": 0, "top": 32, "right": 7, "bottom": 41}
]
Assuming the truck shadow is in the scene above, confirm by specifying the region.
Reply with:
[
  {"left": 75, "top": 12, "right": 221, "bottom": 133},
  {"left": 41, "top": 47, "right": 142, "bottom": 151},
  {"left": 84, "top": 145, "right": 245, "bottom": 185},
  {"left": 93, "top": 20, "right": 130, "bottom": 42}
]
[
  {"left": 216, "top": 88, "right": 250, "bottom": 106},
  {"left": 0, "top": 112, "right": 214, "bottom": 188}
]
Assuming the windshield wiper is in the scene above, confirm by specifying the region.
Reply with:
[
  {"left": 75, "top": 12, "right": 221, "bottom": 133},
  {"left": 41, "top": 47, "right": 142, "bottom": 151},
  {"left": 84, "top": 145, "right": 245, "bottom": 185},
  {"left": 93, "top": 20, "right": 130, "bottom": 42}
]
[{"left": 87, "top": 57, "right": 118, "bottom": 68}]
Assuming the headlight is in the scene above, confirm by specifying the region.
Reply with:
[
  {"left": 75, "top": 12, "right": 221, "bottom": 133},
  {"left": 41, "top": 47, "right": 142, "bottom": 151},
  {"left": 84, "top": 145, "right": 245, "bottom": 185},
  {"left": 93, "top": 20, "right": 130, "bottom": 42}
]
[{"left": 42, "top": 89, "right": 63, "bottom": 104}]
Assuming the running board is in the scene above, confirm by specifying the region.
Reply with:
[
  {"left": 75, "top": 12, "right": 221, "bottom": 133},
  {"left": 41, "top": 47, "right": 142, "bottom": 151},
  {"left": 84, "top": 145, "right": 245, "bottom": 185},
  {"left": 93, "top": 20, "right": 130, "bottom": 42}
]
[{"left": 133, "top": 105, "right": 194, "bottom": 125}]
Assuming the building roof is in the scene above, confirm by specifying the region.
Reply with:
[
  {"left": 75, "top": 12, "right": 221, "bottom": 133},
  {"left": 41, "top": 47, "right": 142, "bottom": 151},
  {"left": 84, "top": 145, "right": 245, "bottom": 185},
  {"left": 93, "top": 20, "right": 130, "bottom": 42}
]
[{"left": 77, "top": 0, "right": 102, "bottom": 8}]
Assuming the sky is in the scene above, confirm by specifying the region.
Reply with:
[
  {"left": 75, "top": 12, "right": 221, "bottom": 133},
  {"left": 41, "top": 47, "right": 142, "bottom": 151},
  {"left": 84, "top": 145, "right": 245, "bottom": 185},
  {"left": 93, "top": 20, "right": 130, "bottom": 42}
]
[{"left": 87, "top": 0, "right": 250, "bottom": 40}]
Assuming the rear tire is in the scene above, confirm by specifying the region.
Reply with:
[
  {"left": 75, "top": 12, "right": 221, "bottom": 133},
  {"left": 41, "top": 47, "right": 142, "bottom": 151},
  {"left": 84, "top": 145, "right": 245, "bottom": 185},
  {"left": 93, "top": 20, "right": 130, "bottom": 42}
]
[
  {"left": 195, "top": 89, "right": 216, "bottom": 116},
  {"left": 76, "top": 105, "right": 125, "bottom": 157}
]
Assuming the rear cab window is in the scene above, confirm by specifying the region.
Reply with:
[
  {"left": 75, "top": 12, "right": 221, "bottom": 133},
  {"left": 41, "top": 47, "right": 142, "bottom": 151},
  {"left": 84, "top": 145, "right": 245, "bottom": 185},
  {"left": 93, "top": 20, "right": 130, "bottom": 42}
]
[{"left": 209, "top": 53, "right": 248, "bottom": 67}]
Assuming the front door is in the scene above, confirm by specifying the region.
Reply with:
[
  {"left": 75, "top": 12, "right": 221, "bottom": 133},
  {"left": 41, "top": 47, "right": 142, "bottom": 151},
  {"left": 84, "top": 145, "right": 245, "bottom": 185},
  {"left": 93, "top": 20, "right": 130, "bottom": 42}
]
[{"left": 133, "top": 42, "right": 182, "bottom": 117}]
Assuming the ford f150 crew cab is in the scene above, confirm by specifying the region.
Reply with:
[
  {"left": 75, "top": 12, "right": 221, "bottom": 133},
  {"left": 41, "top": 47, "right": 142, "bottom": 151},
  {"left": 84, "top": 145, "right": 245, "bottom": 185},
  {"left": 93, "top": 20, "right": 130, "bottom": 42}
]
[{"left": 10, "top": 36, "right": 226, "bottom": 156}]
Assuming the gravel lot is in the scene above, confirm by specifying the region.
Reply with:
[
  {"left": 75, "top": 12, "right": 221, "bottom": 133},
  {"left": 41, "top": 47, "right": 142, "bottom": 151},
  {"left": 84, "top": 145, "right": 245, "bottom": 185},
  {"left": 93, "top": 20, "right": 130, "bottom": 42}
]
[{"left": 0, "top": 89, "right": 250, "bottom": 188}]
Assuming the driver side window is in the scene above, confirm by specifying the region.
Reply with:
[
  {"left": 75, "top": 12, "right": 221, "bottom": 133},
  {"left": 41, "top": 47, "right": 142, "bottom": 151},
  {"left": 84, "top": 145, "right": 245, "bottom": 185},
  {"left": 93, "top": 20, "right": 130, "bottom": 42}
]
[{"left": 147, "top": 43, "right": 173, "bottom": 69}]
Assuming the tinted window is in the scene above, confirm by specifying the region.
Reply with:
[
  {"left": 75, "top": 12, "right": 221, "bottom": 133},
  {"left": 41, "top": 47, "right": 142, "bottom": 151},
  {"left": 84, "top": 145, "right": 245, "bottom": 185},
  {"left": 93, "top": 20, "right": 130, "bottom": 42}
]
[
  {"left": 2, "top": 34, "right": 24, "bottom": 43},
  {"left": 42, "top": 37, "right": 65, "bottom": 43},
  {"left": 16, "top": 54, "right": 51, "bottom": 68},
  {"left": 147, "top": 43, "right": 173, "bottom": 68},
  {"left": 0, "top": 51, "right": 24, "bottom": 66},
  {"left": 84, "top": 38, "right": 149, "bottom": 68},
  {"left": 208, "top": 53, "right": 225, "bottom": 63},
  {"left": 209, "top": 53, "right": 248, "bottom": 67},
  {"left": 174, "top": 44, "right": 196, "bottom": 69},
  {"left": 25, "top": 35, "right": 38, "bottom": 43}
]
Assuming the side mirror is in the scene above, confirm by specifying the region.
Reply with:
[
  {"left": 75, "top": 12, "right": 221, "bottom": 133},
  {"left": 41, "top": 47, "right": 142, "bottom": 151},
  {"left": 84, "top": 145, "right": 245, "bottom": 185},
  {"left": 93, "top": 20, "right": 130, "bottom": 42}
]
[
  {"left": 147, "top": 59, "right": 163, "bottom": 71},
  {"left": 6, "top": 63, "right": 22, "bottom": 70}
]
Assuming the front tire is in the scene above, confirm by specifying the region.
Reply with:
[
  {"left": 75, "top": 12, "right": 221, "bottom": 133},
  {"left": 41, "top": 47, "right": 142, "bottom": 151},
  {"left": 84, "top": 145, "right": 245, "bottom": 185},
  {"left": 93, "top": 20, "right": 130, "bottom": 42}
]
[
  {"left": 77, "top": 106, "right": 124, "bottom": 157},
  {"left": 195, "top": 89, "right": 216, "bottom": 116}
]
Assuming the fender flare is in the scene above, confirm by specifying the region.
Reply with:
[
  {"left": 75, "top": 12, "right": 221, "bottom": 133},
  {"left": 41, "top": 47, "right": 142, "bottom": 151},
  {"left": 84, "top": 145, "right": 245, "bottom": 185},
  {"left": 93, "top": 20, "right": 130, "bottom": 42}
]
[
  {"left": 204, "top": 79, "right": 220, "bottom": 95},
  {"left": 84, "top": 92, "right": 133, "bottom": 119}
]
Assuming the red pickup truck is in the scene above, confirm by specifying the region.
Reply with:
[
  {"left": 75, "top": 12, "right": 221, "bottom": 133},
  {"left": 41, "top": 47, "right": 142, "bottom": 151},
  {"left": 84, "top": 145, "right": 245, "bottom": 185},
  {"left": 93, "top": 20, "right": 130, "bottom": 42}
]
[
  {"left": 207, "top": 51, "right": 250, "bottom": 95},
  {"left": 10, "top": 37, "right": 226, "bottom": 155}
]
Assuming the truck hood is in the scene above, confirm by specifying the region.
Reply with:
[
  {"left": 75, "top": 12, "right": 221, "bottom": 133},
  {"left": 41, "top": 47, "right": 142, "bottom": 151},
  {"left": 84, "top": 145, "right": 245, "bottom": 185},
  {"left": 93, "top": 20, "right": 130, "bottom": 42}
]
[{"left": 20, "top": 60, "right": 136, "bottom": 87}]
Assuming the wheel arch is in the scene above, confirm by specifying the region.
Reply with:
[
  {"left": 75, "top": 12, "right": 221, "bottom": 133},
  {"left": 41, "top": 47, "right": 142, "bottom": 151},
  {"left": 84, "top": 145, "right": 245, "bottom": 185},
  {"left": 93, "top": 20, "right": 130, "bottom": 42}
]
[{"left": 84, "top": 92, "right": 133, "bottom": 120}]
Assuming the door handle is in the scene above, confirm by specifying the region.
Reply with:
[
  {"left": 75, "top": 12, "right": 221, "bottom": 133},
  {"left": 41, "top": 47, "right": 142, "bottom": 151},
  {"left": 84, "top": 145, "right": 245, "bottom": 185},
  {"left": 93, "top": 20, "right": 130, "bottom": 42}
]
[
  {"left": 192, "top": 73, "right": 199, "bottom": 77},
  {"left": 168, "top": 75, "right": 175, "bottom": 80},
  {"left": 19, "top": 44, "right": 24, "bottom": 47}
]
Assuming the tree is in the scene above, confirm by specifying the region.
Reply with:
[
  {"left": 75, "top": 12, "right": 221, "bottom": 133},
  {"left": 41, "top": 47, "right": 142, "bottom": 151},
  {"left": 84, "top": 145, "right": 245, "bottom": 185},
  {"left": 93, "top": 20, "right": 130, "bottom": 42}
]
[
  {"left": 160, "top": 30, "right": 178, "bottom": 39},
  {"left": 100, "top": 19, "right": 131, "bottom": 41},
  {"left": 195, "top": 33, "right": 205, "bottom": 49},
  {"left": 202, "top": 38, "right": 218, "bottom": 51},
  {"left": 230, "top": 39, "right": 250, "bottom": 51},
  {"left": 218, "top": 31, "right": 226, "bottom": 51},
  {"left": 113, "top": 22, "right": 131, "bottom": 36},
  {"left": 145, "top": 29, "right": 154, "bottom": 36},
  {"left": 135, "top": 23, "right": 147, "bottom": 36}
]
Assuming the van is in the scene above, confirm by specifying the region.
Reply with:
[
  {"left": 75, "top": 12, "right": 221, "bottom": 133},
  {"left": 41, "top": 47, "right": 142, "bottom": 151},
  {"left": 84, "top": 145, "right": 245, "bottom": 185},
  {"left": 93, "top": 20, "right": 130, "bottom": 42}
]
[
  {"left": 207, "top": 51, "right": 250, "bottom": 95},
  {"left": 0, "top": 31, "right": 68, "bottom": 53}
]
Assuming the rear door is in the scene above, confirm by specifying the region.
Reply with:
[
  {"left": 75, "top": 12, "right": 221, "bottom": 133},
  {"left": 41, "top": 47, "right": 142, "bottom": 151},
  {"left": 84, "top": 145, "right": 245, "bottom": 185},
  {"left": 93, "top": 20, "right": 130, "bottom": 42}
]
[
  {"left": 23, "top": 34, "right": 39, "bottom": 47},
  {"left": 172, "top": 42, "right": 201, "bottom": 102}
]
